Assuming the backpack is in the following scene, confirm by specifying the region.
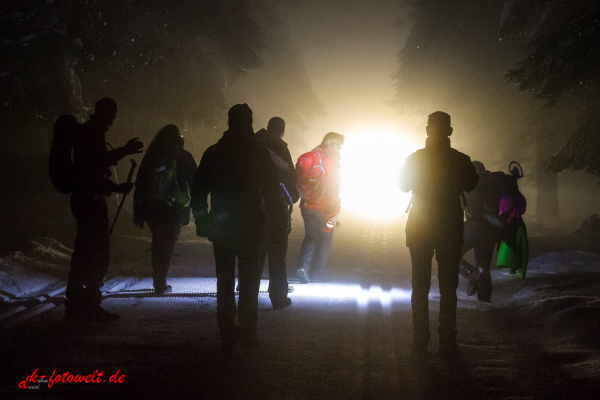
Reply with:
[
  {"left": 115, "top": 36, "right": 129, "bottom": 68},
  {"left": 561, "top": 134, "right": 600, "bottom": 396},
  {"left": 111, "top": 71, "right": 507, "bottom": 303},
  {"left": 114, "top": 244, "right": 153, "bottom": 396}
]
[
  {"left": 49, "top": 115, "right": 78, "bottom": 194},
  {"left": 150, "top": 156, "right": 190, "bottom": 207},
  {"left": 298, "top": 149, "right": 327, "bottom": 202},
  {"left": 480, "top": 170, "right": 525, "bottom": 228}
]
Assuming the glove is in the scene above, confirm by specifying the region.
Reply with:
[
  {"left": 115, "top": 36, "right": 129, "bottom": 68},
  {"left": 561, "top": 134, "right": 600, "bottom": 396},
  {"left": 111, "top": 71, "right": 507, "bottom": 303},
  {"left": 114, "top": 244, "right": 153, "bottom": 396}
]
[
  {"left": 114, "top": 182, "right": 134, "bottom": 194},
  {"left": 123, "top": 137, "right": 144, "bottom": 155}
]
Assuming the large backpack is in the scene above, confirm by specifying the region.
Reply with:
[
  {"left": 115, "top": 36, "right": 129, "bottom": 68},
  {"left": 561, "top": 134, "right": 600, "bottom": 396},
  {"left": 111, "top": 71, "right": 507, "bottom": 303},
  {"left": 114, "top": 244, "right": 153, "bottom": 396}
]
[
  {"left": 480, "top": 170, "right": 525, "bottom": 227},
  {"left": 298, "top": 149, "right": 327, "bottom": 203},
  {"left": 150, "top": 156, "right": 190, "bottom": 207},
  {"left": 49, "top": 115, "right": 78, "bottom": 194}
]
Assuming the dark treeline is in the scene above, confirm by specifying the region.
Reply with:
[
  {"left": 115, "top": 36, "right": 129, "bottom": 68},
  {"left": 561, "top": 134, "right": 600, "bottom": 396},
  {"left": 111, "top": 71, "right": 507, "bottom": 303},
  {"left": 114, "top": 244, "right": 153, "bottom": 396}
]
[
  {"left": 393, "top": 0, "right": 599, "bottom": 227},
  {"left": 0, "top": 0, "right": 322, "bottom": 247}
]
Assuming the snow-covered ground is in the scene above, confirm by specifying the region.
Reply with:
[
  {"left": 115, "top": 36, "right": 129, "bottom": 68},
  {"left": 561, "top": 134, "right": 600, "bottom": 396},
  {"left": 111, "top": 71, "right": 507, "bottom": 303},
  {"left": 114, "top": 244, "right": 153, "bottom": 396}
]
[{"left": 1, "top": 215, "right": 599, "bottom": 398}]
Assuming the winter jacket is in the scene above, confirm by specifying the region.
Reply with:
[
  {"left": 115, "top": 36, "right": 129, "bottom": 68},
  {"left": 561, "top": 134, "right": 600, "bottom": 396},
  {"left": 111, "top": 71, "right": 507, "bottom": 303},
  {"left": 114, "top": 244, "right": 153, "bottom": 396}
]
[
  {"left": 133, "top": 148, "right": 197, "bottom": 225},
  {"left": 255, "top": 129, "right": 299, "bottom": 205},
  {"left": 190, "top": 128, "right": 287, "bottom": 242},
  {"left": 399, "top": 137, "right": 479, "bottom": 248},
  {"left": 296, "top": 146, "right": 341, "bottom": 214},
  {"left": 71, "top": 119, "right": 125, "bottom": 196}
]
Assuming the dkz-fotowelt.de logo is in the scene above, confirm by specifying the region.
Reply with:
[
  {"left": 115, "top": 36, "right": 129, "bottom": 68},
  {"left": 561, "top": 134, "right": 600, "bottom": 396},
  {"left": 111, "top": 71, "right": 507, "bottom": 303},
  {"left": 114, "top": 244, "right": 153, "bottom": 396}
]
[{"left": 19, "top": 368, "right": 126, "bottom": 389}]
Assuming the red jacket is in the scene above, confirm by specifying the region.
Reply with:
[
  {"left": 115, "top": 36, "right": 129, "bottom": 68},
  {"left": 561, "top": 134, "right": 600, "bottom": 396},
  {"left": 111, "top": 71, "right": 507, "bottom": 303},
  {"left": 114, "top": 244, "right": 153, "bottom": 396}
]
[{"left": 296, "top": 146, "right": 341, "bottom": 214}]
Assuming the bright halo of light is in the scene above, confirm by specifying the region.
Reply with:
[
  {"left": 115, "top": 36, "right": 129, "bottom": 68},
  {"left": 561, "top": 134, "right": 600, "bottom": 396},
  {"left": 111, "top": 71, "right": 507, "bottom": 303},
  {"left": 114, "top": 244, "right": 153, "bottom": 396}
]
[{"left": 340, "top": 129, "right": 419, "bottom": 218}]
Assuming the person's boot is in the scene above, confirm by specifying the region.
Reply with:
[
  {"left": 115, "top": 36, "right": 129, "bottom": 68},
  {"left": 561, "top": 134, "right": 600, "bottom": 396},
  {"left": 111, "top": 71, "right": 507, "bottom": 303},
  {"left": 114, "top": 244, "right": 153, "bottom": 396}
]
[
  {"left": 297, "top": 268, "right": 310, "bottom": 284},
  {"left": 271, "top": 297, "right": 292, "bottom": 310},
  {"left": 459, "top": 259, "right": 475, "bottom": 279},
  {"left": 154, "top": 284, "right": 172, "bottom": 295},
  {"left": 467, "top": 267, "right": 482, "bottom": 296}
]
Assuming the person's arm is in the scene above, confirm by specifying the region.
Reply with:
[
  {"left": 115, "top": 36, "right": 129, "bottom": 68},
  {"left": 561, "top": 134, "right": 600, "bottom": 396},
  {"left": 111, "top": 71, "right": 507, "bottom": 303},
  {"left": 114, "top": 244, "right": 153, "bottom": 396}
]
[
  {"left": 190, "top": 147, "right": 214, "bottom": 237},
  {"left": 283, "top": 148, "right": 299, "bottom": 204},
  {"left": 398, "top": 154, "right": 415, "bottom": 193},
  {"left": 462, "top": 157, "right": 479, "bottom": 193},
  {"left": 107, "top": 137, "right": 144, "bottom": 165},
  {"left": 261, "top": 150, "right": 287, "bottom": 243}
]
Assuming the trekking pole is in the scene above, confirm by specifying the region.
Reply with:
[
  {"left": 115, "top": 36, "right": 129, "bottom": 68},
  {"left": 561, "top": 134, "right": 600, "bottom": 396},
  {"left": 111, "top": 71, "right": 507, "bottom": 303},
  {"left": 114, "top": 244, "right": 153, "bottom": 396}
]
[{"left": 109, "top": 158, "right": 137, "bottom": 237}]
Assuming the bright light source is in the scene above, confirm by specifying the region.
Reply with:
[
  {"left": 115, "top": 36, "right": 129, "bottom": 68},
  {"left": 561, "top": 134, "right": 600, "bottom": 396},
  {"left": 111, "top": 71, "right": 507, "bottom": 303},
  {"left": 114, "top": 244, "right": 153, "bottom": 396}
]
[
  {"left": 340, "top": 129, "right": 419, "bottom": 218},
  {"left": 289, "top": 282, "right": 412, "bottom": 311}
]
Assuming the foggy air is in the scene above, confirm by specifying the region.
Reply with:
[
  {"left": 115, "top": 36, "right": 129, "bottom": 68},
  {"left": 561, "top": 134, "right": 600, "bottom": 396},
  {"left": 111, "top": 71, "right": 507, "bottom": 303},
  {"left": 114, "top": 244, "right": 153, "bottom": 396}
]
[{"left": 1, "top": 1, "right": 599, "bottom": 398}]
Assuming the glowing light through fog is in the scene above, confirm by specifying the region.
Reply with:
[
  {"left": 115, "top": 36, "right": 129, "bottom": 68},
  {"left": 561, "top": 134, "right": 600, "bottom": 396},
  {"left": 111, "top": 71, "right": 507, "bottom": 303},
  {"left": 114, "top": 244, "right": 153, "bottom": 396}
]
[
  {"left": 290, "top": 282, "right": 412, "bottom": 311},
  {"left": 340, "top": 129, "right": 419, "bottom": 217}
]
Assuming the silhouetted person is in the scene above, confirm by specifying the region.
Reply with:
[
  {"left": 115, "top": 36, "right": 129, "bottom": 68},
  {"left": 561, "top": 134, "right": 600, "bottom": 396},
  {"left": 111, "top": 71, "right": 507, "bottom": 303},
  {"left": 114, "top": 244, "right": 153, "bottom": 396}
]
[
  {"left": 460, "top": 161, "right": 505, "bottom": 302},
  {"left": 65, "top": 98, "right": 143, "bottom": 321},
  {"left": 295, "top": 132, "right": 345, "bottom": 284},
  {"left": 133, "top": 125, "right": 197, "bottom": 294},
  {"left": 399, "top": 111, "right": 478, "bottom": 358},
  {"left": 191, "top": 104, "right": 286, "bottom": 354},
  {"left": 255, "top": 117, "right": 299, "bottom": 309}
]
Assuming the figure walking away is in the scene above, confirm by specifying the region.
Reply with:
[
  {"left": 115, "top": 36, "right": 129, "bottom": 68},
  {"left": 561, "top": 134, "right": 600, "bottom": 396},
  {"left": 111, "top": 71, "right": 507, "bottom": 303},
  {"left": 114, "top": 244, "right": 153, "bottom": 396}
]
[
  {"left": 133, "top": 124, "right": 197, "bottom": 294},
  {"left": 295, "top": 132, "right": 344, "bottom": 284},
  {"left": 255, "top": 117, "right": 299, "bottom": 309},
  {"left": 191, "top": 104, "right": 287, "bottom": 354},
  {"left": 399, "top": 111, "right": 478, "bottom": 359}
]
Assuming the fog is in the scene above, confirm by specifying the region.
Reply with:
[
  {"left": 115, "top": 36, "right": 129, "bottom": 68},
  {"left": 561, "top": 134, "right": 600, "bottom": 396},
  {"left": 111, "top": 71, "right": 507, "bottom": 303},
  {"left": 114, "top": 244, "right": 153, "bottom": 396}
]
[
  {"left": 2, "top": 2, "right": 600, "bottom": 398},
  {"left": 2, "top": 0, "right": 599, "bottom": 243}
]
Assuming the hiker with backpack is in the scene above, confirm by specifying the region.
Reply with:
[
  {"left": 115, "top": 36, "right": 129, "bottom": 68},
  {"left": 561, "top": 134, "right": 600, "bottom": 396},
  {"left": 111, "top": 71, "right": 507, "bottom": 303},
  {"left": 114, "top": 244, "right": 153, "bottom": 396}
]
[
  {"left": 133, "top": 125, "right": 197, "bottom": 295},
  {"left": 399, "top": 111, "right": 479, "bottom": 359},
  {"left": 58, "top": 98, "right": 143, "bottom": 322},
  {"left": 295, "top": 131, "right": 345, "bottom": 284},
  {"left": 255, "top": 117, "right": 299, "bottom": 310},
  {"left": 191, "top": 104, "right": 287, "bottom": 354},
  {"left": 460, "top": 161, "right": 527, "bottom": 301},
  {"left": 496, "top": 164, "right": 529, "bottom": 279}
]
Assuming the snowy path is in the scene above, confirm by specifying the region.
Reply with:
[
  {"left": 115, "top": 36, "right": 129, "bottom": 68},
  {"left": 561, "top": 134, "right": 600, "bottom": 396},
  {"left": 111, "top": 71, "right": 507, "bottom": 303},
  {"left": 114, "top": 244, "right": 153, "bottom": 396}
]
[{"left": 1, "top": 215, "right": 599, "bottom": 398}]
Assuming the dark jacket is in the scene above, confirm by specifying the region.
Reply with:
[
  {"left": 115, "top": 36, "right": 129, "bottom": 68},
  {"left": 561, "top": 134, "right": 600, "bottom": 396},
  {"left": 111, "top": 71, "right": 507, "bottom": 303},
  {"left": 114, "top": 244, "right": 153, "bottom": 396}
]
[
  {"left": 255, "top": 128, "right": 299, "bottom": 205},
  {"left": 191, "top": 128, "right": 287, "bottom": 242},
  {"left": 134, "top": 148, "right": 197, "bottom": 225},
  {"left": 399, "top": 137, "right": 479, "bottom": 247},
  {"left": 71, "top": 119, "right": 124, "bottom": 196}
]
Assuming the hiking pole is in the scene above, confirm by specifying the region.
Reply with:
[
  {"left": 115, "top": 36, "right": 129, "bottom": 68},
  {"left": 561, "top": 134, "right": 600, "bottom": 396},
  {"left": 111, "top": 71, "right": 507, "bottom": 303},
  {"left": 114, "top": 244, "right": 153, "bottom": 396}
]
[{"left": 109, "top": 158, "right": 137, "bottom": 237}]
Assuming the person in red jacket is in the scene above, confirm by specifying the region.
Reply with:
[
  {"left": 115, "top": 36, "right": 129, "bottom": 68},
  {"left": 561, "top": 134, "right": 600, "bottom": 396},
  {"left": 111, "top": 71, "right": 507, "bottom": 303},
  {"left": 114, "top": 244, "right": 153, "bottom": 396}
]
[{"left": 295, "top": 132, "right": 345, "bottom": 283}]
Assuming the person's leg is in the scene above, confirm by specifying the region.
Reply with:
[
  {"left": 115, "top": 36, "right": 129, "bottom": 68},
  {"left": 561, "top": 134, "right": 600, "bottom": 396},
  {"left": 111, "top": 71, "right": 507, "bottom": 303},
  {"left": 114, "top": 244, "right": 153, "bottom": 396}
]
[
  {"left": 84, "top": 198, "right": 110, "bottom": 309},
  {"left": 297, "top": 208, "right": 320, "bottom": 282},
  {"left": 409, "top": 242, "right": 434, "bottom": 352},
  {"left": 310, "top": 210, "right": 334, "bottom": 282},
  {"left": 66, "top": 195, "right": 113, "bottom": 320},
  {"left": 473, "top": 224, "right": 498, "bottom": 302},
  {"left": 237, "top": 235, "right": 262, "bottom": 346},
  {"left": 459, "top": 219, "right": 477, "bottom": 279},
  {"left": 436, "top": 243, "right": 462, "bottom": 353},
  {"left": 256, "top": 229, "right": 268, "bottom": 283},
  {"left": 267, "top": 233, "right": 290, "bottom": 307},
  {"left": 213, "top": 240, "right": 237, "bottom": 340},
  {"left": 148, "top": 211, "right": 181, "bottom": 292},
  {"left": 66, "top": 194, "right": 91, "bottom": 312}
]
